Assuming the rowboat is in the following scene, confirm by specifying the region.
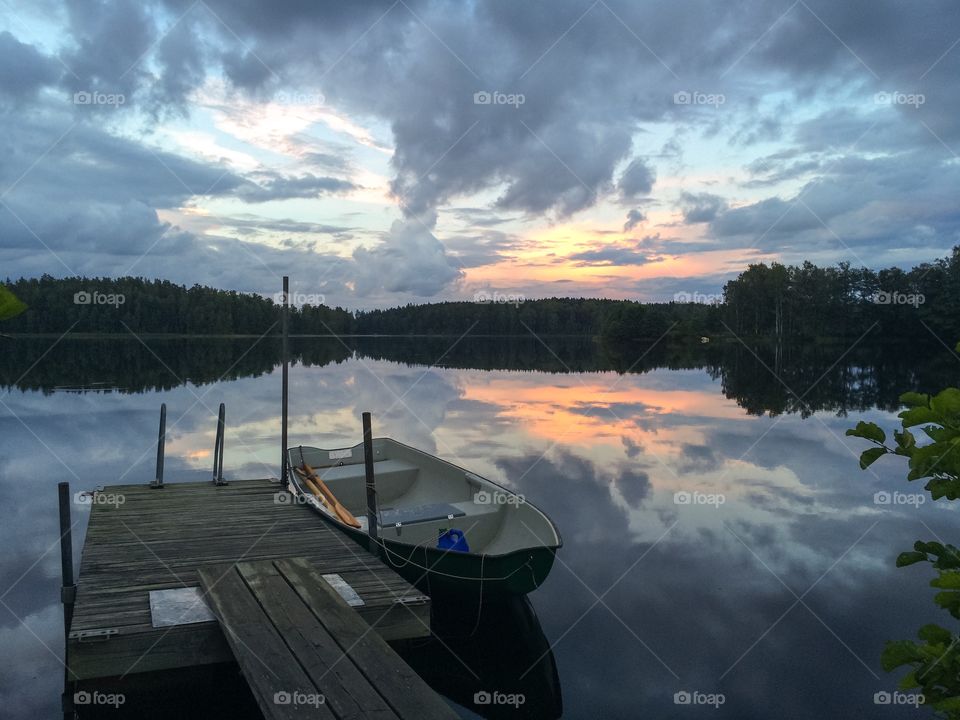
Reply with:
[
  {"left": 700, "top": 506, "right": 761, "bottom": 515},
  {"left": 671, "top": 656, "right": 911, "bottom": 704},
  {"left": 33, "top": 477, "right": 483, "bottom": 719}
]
[{"left": 286, "top": 439, "right": 562, "bottom": 597}]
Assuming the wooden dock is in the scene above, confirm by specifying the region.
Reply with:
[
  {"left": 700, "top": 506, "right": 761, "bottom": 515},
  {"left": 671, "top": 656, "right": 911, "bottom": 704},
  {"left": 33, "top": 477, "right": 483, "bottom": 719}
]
[
  {"left": 199, "top": 558, "right": 457, "bottom": 719},
  {"left": 68, "top": 479, "right": 431, "bottom": 681}
]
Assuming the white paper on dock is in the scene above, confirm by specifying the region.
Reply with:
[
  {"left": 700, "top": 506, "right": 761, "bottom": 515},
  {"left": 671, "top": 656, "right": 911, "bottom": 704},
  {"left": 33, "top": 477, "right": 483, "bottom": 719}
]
[
  {"left": 149, "top": 586, "right": 216, "bottom": 627},
  {"left": 322, "top": 573, "right": 365, "bottom": 606}
]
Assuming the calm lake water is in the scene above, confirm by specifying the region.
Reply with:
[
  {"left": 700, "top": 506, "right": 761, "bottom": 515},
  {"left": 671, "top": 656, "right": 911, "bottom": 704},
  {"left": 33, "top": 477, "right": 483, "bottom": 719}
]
[{"left": 1, "top": 336, "right": 958, "bottom": 719}]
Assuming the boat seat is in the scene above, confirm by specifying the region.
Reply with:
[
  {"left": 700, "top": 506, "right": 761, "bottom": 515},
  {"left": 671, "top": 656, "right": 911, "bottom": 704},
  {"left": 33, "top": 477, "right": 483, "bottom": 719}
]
[
  {"left": 308, "top": 459, "right": 419, "bottom": 509},
  {"left": 314, "top": 459, "right": 417, "bottom": 482},
  {"left": 379, "top": 502, "right": 466, "bottom": 526}
]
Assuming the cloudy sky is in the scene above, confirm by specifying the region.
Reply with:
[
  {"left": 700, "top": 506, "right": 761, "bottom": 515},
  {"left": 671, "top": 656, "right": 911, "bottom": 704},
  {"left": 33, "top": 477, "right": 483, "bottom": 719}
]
[{"left": 1, "top": 0, "right": 958, "bottom": 308}]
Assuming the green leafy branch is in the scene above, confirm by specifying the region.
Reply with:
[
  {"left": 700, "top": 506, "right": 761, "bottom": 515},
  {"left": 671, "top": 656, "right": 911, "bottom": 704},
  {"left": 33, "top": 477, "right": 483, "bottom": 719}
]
[
  {"left": 0, "top": 285, "right": 27, "bottom": 323},
  {"left": 847, "top": 343, "right": 960, "bottom": 716}
]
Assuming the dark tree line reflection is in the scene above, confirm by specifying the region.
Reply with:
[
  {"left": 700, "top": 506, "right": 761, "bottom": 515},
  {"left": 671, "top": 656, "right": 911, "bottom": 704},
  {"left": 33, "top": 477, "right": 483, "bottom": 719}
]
[{"left": 1, "top": 336, "right": 956, "bottom": 417}]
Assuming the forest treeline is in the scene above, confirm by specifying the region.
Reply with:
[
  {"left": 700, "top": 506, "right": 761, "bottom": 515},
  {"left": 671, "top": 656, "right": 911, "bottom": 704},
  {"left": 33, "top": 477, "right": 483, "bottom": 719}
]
[{"left": 3, "top": 246, "right": 958, "bottom": 340}]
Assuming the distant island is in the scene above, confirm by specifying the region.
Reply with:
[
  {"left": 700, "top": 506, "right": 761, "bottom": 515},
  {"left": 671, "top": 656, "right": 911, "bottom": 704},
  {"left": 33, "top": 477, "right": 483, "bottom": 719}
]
[{"left": 3, "top": 246, "right": 957, "bottom": 342}]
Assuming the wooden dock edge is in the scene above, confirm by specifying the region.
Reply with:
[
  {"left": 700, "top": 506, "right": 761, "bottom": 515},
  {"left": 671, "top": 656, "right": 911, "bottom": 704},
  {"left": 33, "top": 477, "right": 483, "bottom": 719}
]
[{"left": 198, "top": 558, "right": 457, "bottom": 720}]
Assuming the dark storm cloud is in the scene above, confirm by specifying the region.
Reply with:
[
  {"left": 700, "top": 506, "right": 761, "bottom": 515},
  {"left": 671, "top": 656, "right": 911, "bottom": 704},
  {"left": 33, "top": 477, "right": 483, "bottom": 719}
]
[
  {"left": 712, "top": 146, "right": 960, "bottom": 261},
  {"left": 1, "top": 0, "right": 959, "bottom": 297},
  {"left": 301, "top": 151, "right": 352, "bottom": 173},
  {"left": 236, "top": 173, "right": 357, "bottom": 202},
  {"left": 0, "top": 32, "right": 60, "bottom": 99},
  {"left": 676, "top": 442, "right": 720, "bottom": 473},
  {"left": 443, "top": 230, "right": 520, "bottom": 268},
  {"left": 615, "top": 467, "right": 651, "bottom": 507},
  {"left": 220, "top": 216, "right": 355, "bottom": 237},
  {"left": 680, "top": 191, "right": 729, "bottom": 224},
  {"left": 623, "top": 208, "right": 646, "bottom": 231},
  {"left": 617, "top": 159, "right": 656, "bottom": 201},
  {"left": 568, "top": 246, "right": 656, "bottom": 267}
]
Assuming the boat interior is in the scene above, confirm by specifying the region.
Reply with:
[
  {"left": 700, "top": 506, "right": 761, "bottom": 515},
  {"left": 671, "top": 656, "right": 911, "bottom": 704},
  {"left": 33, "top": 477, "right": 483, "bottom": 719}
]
[{"left": 289, "top": 439, "right": 561, "bottom": 555}]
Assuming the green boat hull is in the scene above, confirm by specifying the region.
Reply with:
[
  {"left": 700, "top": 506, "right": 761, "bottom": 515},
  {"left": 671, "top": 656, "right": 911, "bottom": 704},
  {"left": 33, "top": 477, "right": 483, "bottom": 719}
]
[{"left": 332, "top": 520, "right": 558, "bottom": 598}]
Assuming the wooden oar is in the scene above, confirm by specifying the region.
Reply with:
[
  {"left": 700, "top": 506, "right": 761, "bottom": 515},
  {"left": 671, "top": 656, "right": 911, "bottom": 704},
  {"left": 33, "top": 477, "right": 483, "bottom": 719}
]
[
  {"left": 292, "top": 467, "right": 330, "bottom": 509},
  {"left": 299, "top": 463, "right": 362, "bottom": 528}
]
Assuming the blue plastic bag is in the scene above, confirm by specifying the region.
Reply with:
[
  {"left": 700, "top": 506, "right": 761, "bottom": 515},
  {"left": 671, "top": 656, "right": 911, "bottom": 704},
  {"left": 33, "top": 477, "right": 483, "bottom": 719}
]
[{"left": 437, "top": 528, "right": 470, "bottom": 552}]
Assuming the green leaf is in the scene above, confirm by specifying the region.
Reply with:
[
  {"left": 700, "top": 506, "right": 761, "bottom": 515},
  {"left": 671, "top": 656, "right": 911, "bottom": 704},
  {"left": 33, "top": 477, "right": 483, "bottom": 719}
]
[
  {"left": 893, "top": 429, "right": 916, "bottom": 455},
  {"left": 899, "top": 406, "right": 940, "bottom": 428},
  {"left": 934, "top": 697, "right": 960, "bottom": 712},
  {"left": 931, "top": 571, "right": 960, "bottom": 590},
  {"left": 859, "top": 446, "right": 888, "bottom": 469},
  {"left": 897, "top": 551, "right": 929, "bottom": 567},
  {"left": 846, "top": 421, "right": 886, "bottom": 443},
  {"left": 918, "top": 624, "right": 953, "bottom": 645},
  {"left": 932, "top": 588, "right": 960, "bottom": 619},
  {"left": 930, "top": 388, "right": 960, "bottom": 422},
  {"left": 900, "top": 392, "right": 930, "bottom": 408},
  {"left": 923, "top": 425, "right": 959, "bottom": 443},
  {"left": 881, "top": 640, "right": 924, "bottom": 671},
  {"left": 0, "top": 285, "right": 26, "bottom": 322}
]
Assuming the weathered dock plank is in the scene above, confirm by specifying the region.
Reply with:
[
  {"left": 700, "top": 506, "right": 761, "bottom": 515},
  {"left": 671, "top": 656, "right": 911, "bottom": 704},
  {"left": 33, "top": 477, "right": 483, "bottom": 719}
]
[
  {"left": 69, "top": 479, "right": 430, "bottom": 680},
  {"left": 199, "top": 559, "right": 457, "bottom": 720}
]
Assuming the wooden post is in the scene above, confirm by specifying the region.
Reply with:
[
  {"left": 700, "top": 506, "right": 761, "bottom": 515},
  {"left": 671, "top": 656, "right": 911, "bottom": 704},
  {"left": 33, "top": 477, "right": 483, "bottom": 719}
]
[
  {"left": 281, "top": 276, "right": 289, "bottom": 488},
  {"left": 362, "top": 412, "right": 379, "bottom": 542},
  {"left": 212, "top": 403, "right": 226, "bottom": 485},
  {"left": 58, "top": 482, "right": 75, "bottom": 630},
  {"left": 57, "top": 482, "right": 75, "bottom": 719},
  {"left": 151, "top": 403, "right": 166, "bottom": 488}
]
